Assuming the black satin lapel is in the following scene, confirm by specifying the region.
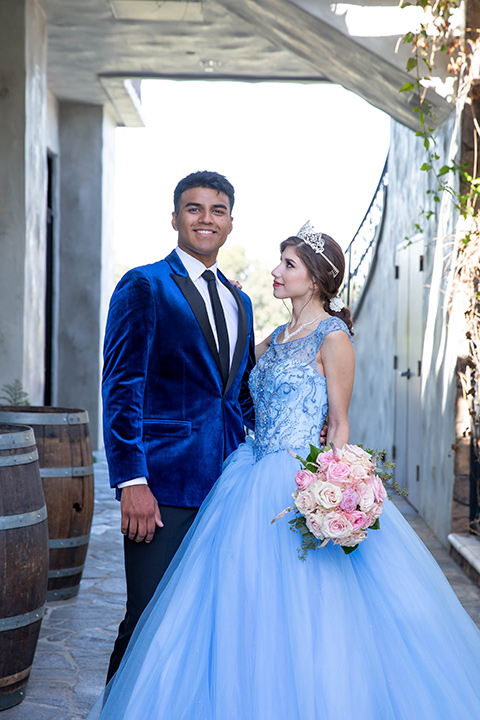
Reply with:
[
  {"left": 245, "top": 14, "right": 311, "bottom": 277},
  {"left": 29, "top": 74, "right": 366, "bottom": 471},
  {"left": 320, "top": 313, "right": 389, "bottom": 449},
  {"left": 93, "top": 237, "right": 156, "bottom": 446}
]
[
  {"left": 171, "top": 273, "right": 223, "bottom": 376},
  {"left": 224, "top": 283, "right": 248, "bottom": 396}
]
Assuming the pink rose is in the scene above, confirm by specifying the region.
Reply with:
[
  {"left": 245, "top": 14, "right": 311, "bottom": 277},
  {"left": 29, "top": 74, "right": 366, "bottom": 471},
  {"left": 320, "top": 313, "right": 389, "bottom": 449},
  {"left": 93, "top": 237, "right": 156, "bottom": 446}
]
[
  {"left": 293, "top": 488, "right": 316, "bottom": 514},
  {"left": 367, "top": 503, "right": 384, "bottom": 524},
  {"left": 313, "top": 481, "right": 342, "bottom": 509},
  {"left": 357, "top": 482, "right": 375, "bottom": 512},
  {"left": 295, "top": 469, "right": 317, "bottom": 490},
  {"left": 316, "top": 450, "right": 336, "bottom": 471},
  {"left": 321, "top": 510, "right": 353, "bottom": 539},
  {"left": 342, "top": 444, "right": 372, "bottom": 467},
  {"left": 339, "top": 487, "right": 359, "bottom": 512},
  {"left": 370, "top": 474, "right": 387, "bottom": 503},
  {"left": 346, "top": 510, "right": 370, "bottom": 531},
  {"left": 305, "top": 512, "right": 324, "bottom": 539},
  {"left": 326, "top": 461, "right": 351, "bottom": 486}
]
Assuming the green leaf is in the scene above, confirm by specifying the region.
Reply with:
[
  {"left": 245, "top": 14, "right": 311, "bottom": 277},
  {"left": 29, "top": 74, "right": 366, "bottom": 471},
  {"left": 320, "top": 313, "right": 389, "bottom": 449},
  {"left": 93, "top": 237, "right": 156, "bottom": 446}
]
[
  {"left": 370, "top": 519, "right": 380, "bottom": 530},
  {"left": 438, "top": 165, "right": 450, "bottom": 176},
  {"left": 306, "top": 444, "right": 321, "bottom": 464},
  {"left": 420, "top": 162, "right": 431, "bottom": 172},
  {"left": 399, "top": 81, "right": 415, "bottom": 93},
  {"left": 406, "top": 57, "right": 417, "bottom": 72},
  {"left": 342, "top": 544, "right": 358, "bottom": 555}
]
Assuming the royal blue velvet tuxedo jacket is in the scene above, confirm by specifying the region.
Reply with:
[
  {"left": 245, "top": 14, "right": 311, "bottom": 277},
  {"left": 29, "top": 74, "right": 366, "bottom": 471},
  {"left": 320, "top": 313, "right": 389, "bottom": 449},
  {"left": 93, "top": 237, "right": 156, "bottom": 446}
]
[{"left": 102, "top": 249, "right": 255, "bottom": 507}]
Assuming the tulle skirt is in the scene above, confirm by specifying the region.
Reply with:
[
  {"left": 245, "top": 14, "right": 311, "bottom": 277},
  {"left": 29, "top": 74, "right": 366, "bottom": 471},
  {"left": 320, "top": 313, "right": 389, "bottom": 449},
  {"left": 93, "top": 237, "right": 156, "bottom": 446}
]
[{"left": 88, "top": 438, "right": 480, "bottom": 719}]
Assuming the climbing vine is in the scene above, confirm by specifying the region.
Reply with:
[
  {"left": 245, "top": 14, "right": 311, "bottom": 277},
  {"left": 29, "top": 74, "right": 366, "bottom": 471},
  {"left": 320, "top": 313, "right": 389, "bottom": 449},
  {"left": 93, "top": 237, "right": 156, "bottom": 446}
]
[{"left": 400, "top": 0, "right": 480, "bottom": 527}]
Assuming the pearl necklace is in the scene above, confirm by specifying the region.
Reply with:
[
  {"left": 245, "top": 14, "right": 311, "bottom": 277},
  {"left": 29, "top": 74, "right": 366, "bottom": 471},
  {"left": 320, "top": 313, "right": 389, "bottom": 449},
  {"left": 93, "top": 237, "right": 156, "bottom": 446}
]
[{"left": 283, "top": 313, "right": 324, "bottom": 342}]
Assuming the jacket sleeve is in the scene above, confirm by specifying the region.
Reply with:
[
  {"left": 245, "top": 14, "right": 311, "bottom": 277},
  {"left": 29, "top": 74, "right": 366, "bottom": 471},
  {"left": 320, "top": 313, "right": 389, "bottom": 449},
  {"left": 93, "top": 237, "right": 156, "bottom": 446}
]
[
  {"left": 239, "top": 296, "right": 255, "bottom": 431},
  {"left": 102, "top": 269, "right": 155, "bottom": 487}
]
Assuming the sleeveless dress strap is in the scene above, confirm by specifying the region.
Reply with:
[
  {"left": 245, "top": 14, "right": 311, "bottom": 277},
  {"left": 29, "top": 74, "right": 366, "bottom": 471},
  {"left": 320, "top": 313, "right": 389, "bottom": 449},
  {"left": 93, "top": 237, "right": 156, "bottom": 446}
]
[{"left": 314, "top": 316, "right": 352, "bottom": 353}]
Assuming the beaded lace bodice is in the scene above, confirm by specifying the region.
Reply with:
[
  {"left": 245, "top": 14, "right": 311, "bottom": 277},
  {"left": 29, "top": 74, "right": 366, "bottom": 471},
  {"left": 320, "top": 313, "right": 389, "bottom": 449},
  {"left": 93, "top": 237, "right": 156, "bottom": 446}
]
[{"left": 249, "top": 317, "right": 351, "bottom": 461}]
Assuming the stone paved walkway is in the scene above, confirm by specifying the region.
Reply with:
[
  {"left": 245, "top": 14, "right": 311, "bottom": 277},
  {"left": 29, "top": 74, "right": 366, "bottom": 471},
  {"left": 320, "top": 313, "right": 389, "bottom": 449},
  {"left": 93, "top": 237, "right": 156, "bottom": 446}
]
[{"left": 2, "top": 452, "right": 480, "bottom": 719}]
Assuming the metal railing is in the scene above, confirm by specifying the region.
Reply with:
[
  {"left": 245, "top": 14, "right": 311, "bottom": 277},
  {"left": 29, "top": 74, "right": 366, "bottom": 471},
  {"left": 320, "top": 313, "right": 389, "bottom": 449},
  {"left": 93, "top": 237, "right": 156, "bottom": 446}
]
[{"left": 342, "top": 157, "right": 389, "bottom": 316}]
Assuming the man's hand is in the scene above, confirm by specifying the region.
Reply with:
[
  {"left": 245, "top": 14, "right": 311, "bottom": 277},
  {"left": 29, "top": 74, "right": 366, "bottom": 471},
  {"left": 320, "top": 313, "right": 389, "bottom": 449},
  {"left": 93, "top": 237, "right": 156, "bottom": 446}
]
[{"left": 120, "top": 485, "right": 163, "bottom": 543}]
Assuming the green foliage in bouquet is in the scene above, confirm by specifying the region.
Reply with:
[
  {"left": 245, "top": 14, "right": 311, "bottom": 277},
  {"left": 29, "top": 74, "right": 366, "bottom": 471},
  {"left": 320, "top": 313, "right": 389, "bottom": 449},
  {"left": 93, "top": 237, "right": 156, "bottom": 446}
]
[
  {"left": 288, "top": 513, "right": 324, "bottom": 561},
  {"left": 363, "top": 447, "right": 405, "bottom": 497}
]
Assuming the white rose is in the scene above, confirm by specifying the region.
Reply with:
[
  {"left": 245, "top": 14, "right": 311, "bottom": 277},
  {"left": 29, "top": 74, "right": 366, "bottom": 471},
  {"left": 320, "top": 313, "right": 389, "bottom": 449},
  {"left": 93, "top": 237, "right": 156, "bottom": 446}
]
[
  {"left": 312, "top": 481, "right": 342, "bottom": 509},
  {"left": 293, "top": 488, "right": 316, "bottom": 515}
]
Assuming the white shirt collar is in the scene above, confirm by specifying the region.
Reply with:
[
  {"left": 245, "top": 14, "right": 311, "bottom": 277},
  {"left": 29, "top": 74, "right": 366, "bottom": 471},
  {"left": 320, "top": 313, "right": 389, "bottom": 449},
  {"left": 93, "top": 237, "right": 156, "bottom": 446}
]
[{"left": 175, "top": 246, "right": 218, "bottom": 282}]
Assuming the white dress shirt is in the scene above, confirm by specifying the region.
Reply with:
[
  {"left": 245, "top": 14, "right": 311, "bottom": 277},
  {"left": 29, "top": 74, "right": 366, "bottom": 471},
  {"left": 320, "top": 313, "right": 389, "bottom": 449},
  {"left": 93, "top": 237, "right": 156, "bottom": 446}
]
[
  {"left": 175, "top": 246, "right": 238, "bottom": 364},
  {"left": 118, "top": 247, "right": 239, "bottom": 490}
]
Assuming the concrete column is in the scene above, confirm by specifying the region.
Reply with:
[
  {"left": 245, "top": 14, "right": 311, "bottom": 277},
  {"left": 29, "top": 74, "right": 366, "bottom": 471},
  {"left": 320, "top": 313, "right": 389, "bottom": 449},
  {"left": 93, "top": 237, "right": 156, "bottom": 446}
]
[
  {"left": 57, "top": 103, "right": 116, "bottom": 448},
  {"left": 0, "top": 0, "right": 47, "bottom": 402}
]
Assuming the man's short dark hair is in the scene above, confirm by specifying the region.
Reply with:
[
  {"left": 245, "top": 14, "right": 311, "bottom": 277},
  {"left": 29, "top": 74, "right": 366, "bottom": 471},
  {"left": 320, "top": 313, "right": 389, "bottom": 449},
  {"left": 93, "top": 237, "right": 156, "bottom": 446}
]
[{"left": 173, "top": 171, "right": 235, "bottom": 213}]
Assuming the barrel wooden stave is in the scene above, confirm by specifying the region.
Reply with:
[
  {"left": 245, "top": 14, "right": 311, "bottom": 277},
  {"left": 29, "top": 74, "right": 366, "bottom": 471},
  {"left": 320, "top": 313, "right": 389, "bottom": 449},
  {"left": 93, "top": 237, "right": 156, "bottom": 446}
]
[
  {"left": 0, "top": 424, "right": 48, "bottom": 710},
  {"left": 0, "top": 408, "right": 94, "bottom": 601}
]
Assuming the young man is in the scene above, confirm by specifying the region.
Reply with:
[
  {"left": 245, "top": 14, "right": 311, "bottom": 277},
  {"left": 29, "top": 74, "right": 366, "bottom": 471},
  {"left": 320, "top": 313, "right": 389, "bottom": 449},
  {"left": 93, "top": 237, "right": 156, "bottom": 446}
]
[{"left": 102, "top": 171, "right": 255, "bottom": 679}]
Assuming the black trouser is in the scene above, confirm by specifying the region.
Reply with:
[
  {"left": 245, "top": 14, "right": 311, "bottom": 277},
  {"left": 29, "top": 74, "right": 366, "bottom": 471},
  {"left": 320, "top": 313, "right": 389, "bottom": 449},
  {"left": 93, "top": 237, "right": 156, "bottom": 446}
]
[{"left": 106, "top": 504, "right": 198, "bottom": 682}]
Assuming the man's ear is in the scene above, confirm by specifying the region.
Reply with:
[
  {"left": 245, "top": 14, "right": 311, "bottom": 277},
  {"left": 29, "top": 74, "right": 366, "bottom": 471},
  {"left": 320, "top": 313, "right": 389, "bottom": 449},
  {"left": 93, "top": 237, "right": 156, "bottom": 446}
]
[{"left": 172, "top": 212, "right": 178, "bottom": 231}]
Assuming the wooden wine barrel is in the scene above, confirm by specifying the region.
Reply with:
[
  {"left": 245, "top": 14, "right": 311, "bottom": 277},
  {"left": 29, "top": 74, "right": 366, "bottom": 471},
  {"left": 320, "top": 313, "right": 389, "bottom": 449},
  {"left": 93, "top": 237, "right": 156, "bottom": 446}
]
[
  {"left": 0, "top": 407, "right": 94, "bottom": 601},
  {"left": 0, "top": 424, "right": 49, "bottom": 710}
]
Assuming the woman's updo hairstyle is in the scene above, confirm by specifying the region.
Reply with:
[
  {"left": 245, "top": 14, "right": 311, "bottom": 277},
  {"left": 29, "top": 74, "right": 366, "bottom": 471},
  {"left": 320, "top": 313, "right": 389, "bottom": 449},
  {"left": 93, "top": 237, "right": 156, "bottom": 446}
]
[{"left": 280, "top": 234, "right": 354, "bottom": 335}]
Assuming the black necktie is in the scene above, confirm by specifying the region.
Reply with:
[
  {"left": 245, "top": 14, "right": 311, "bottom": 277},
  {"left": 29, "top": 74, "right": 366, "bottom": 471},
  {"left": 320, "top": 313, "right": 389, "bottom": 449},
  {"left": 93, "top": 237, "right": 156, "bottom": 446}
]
[{"left": 202, "top": 270, "right": 230, "bottom": 385}]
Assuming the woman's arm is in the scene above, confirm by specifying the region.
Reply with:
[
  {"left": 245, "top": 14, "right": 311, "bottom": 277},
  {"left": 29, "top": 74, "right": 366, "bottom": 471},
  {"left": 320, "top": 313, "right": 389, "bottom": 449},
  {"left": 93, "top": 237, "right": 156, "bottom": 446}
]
[
  {"left": 317, "top": 331, "right": 355, "bottom": 448},
  {"left": 255, "top": 332, "right": 273, "bottom": 361}
]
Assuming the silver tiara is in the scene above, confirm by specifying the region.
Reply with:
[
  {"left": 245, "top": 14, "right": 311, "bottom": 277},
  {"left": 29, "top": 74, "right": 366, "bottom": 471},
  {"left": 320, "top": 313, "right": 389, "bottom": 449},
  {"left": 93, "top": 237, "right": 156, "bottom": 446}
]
[{"left": 296, "top": 221, "right": 339, "bottom": 277}]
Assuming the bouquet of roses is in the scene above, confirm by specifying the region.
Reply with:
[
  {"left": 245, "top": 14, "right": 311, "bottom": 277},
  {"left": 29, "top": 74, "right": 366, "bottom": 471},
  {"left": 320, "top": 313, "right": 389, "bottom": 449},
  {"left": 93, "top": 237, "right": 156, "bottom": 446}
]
[{"left": 272, "top": 443, "right": 393, "bottom": 559}]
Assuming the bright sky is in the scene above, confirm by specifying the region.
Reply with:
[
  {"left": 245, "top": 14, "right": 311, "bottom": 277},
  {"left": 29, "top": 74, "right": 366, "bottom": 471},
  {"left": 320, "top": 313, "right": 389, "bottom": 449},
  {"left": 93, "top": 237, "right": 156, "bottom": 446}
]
[{"left": 114, "top": 79, "right": 391, "bottom": 271}]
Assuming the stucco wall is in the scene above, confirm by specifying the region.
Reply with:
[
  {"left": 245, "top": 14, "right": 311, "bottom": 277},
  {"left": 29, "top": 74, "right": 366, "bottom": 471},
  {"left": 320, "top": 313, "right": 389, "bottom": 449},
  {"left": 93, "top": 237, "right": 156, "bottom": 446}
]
[
  {"left": 57, "top": 102, "right": 116, "bottom": 447},
  {"left": 100, "top": 107, "right": 117, "bottom": 446},
  {"left": 0, "top": 0, "right": 46, "bottom": 402},
  {"left": 349, "top": 112, "right": 461, "bottom": 544},
  {"left": 47, "top": 89, "right": 60, "bottom": 154},
  {"left": 24, "top": 0, "right": 47, "bottom": 402}
]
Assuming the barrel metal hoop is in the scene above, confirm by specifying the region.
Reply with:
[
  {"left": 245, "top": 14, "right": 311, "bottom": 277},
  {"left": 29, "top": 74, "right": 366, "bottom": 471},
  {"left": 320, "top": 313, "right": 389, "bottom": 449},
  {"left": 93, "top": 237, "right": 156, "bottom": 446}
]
[
  {"left": 0, "top": 605, "right": 45, "bottom": 631},
  {"left": 48, "top": 564, "right": 85, "bottom": 579},
  {"left": 0, "top": 449, "right": 39, "bottom": 467},
  {"left": 40, "top": 464, "right": 94, "bottom": 478},
  {"left": 49, "top": 534, "right": 90, "bottom": 549},
  {"left": 0, "top": 504, "right": 47, "bottom": 530},
  {"left": 0, "top": 429, "right": 35, "bottom": 450},
  {"left": 0, "top": 411, "right": 88, "bottom": 425},
  {"left": 0, "top": 666, "right": 31, "bottom": 688}
]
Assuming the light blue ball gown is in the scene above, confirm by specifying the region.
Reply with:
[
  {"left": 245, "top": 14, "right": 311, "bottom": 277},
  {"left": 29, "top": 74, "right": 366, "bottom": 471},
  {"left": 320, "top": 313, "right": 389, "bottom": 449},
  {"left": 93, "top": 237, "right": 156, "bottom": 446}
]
[{"left": 89, "top": 318, "right": 480, "bottom": 719}]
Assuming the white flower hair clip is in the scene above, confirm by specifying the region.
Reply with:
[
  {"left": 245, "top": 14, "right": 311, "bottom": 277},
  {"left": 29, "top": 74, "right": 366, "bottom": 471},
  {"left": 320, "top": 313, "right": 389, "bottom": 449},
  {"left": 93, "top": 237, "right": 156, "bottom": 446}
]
[{"left": 329, "top": 296, "right": 345, "bottom": 312}]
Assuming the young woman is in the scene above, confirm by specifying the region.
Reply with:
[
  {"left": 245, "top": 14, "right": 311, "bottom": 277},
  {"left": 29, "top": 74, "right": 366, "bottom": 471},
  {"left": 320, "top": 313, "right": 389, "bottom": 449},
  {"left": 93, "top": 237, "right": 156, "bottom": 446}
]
[{"left": 88, "top": 227, "right": 480, "bottom": 719}]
